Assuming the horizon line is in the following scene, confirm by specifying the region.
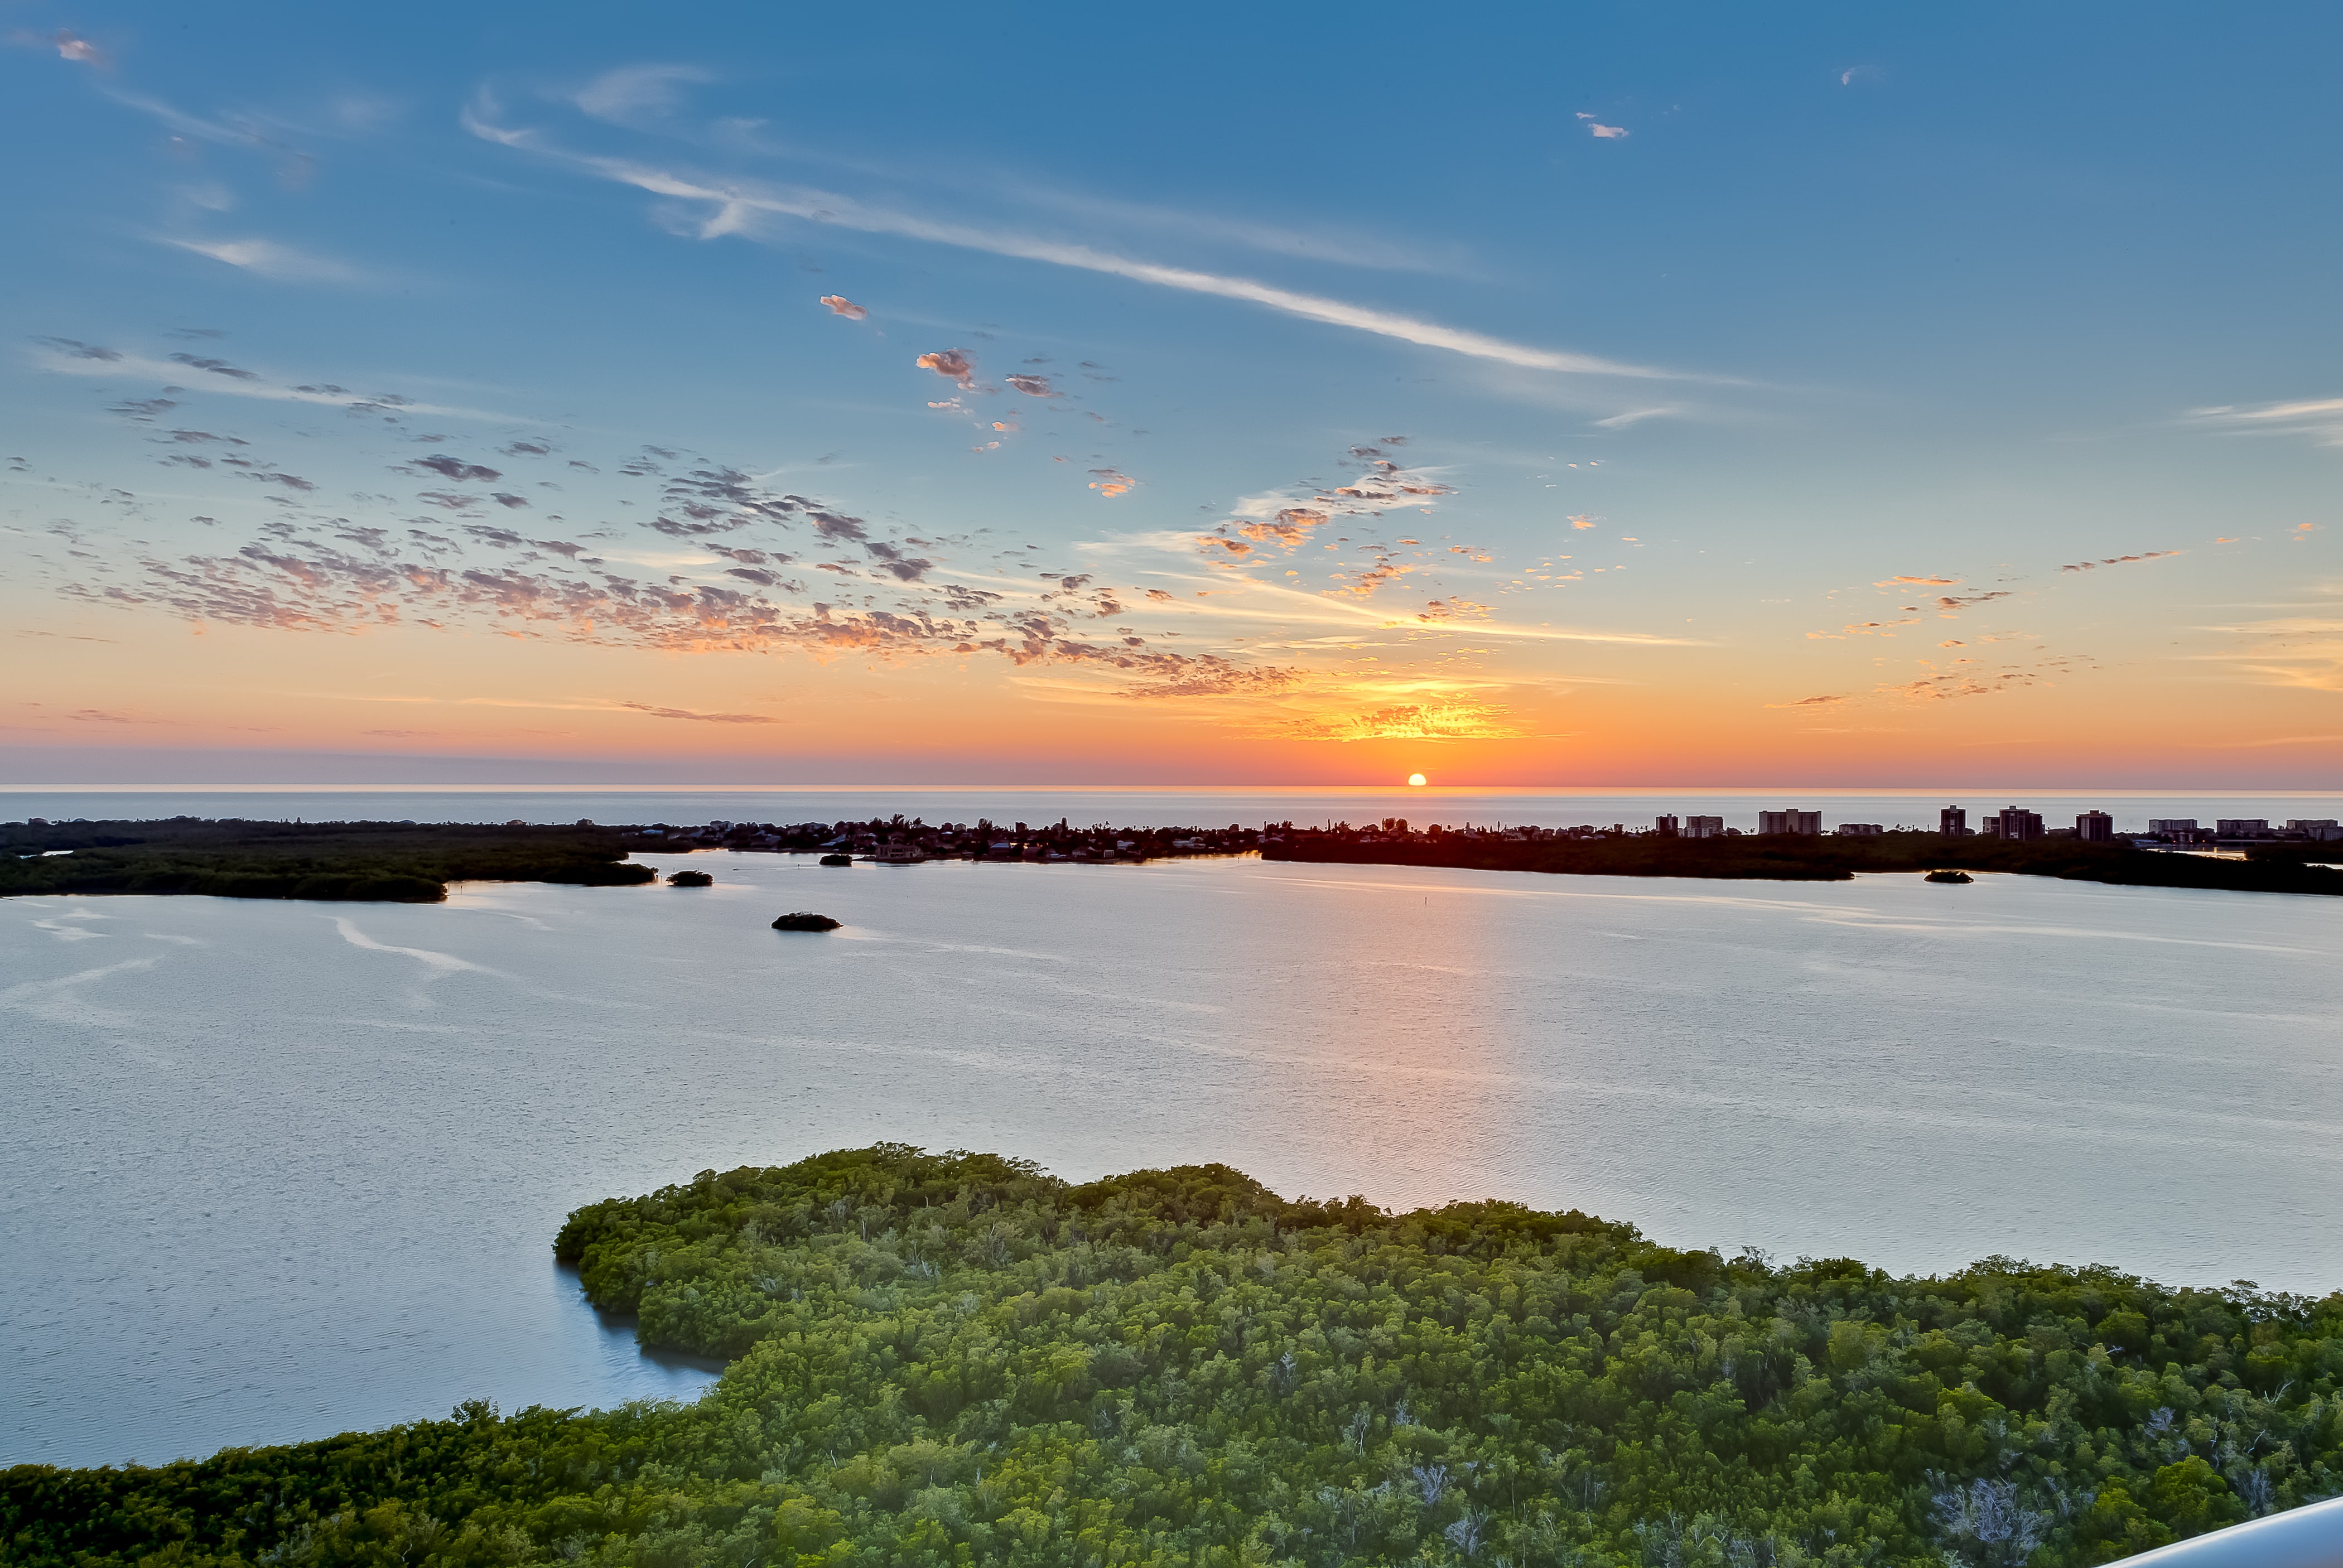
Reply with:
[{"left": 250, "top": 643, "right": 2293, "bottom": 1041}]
[{"left": 6, "top": 783, "right": 2342, "bottom": 799}]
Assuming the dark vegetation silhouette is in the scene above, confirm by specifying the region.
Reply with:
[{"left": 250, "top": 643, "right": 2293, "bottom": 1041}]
[
  {"left": 9, "top": 819, "right": 2337, "bottom": 904},
  {"left": 0, "top": 818, "right": 654, "bottom": 902},
  {"left": 1266, "top": 832, "right": 2343, "bottom": 898}
]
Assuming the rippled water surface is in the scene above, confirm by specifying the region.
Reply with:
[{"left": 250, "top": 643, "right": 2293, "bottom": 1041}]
[{"left": 6, "top": 854, "right": 2341, "bottom": 1466}]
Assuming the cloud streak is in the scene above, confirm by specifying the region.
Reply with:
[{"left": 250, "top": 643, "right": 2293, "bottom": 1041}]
[
  {"left": 615, "top": 700, "right": 776, "bottom": 723},
  {"left": 573, "top": 64, "right": 712, "bottom": 124},
  {"left": 2058, "top": 551, "right": 2178, "bottom": 573},
  {"left": 2187, "top": 396, "right": 2343, "bottom": 447},
  {"left": 163, "top": 237, "right": 368, "bottom": 284},
  {"left": 462, "top": 108, "right": 1708, "bottom": 382},
  {"left": 30, "top": 343, "right": 545, "bottom": 425}
]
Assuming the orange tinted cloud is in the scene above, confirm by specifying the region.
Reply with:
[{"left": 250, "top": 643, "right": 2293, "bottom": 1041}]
[
  {"left": 1280, "top": 701, "right": 1523, "bottom": 741},
  {"left": 616, "top": 701, "right": 779, "bottom": 723},
  {"left": 1237, "top": 506, "right": 1329, "bottom": 546},
  {"left": 914, "top": 349, "right": 975, "bottom": 387},
  {"left": 1327, "top": 558, "right": 1415, "bottom": 598}
]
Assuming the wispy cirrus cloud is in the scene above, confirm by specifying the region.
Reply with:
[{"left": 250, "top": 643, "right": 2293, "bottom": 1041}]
[
  {"left": 973, "top": 167, "right": 1481, "bottom": 276},
  {"left": 28, "top": 340, "right": 544, "bottom": 424},
  {"left": 163, "top": 236, "right": 369, "bottom": 284},
  {"left": 2186, "top": 396, "right": 2343, "bottom": 448},
  {"left": 1593, "top": 406, "right": 1676, "bottom": 428},
  {"left": 573, "top": 64, "right": 713, "bottom": 124},
  {"left": 461, "top": 102, "right": 1709, "bottom": 383},
  {"left": 2190, "top": 616, "right": 2343, "bottom": 693},
  {"left": 615, "top": 699, "right": 775, "bottom": 723}
]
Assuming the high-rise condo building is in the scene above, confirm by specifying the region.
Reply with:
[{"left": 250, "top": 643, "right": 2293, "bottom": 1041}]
[
  {"left": 1758, "top": 809, "right": 1823, "bottom": 836},
  {"left": 2075, "top": 810, "right": 2114, "bottom": 843},
  {"left": 1994, "top": 808, "right": 2045, "bottom": 841},
  {"left": 1682, "top": 816, "right": 1724, "bottom": 839},
  {"left": 1940, "top": 806, "right": 1968, "bottom": 836}
]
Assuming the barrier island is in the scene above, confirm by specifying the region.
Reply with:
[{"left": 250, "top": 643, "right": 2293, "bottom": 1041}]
[
  {"left": 0, "top": 817, "right": 654, "bottom": 903},
  {"left": 1262, "top": 827, "right": 2343, "bottom": 898},
  {"left": 7, "top": 1145, "right": 2339, "bottom": 1565},
  {"left": 8, "top": 816, "right": 2341, "bottom": 905}
]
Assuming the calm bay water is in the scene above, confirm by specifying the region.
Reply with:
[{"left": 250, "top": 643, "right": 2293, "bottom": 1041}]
[{"left": 5, "top": 851, "right": 2341, "bottom": 1468}]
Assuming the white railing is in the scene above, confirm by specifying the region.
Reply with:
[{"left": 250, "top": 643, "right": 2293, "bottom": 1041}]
[{"left": 2113, "top": 1494, "right": 2343, "bottom": 1566}]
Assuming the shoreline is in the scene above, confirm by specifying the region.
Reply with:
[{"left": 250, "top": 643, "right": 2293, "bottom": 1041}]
[{"left": 11, "top": 814, "right": 2343, "bottom": 901}]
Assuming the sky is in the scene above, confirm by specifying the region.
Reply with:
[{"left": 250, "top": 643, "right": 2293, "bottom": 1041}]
[{"left": 3, "top": 2, "right": 2339, "bottom": 787}]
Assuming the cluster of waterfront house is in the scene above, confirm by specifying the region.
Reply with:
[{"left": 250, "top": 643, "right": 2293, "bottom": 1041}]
[{"left": 1656, "top": 808, "right": 2343, "bottom": 845}]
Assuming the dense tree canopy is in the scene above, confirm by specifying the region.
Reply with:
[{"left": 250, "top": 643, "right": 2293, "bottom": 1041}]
[
  {"left": 0, "top": 818, "right": 654, "bottom": 901},
  {"left": 1265, "top": 831, "right": 2343, "bottom": 897},
  {"left": 8, "top": 1146, "right": 2337, "bottom": 1566}
]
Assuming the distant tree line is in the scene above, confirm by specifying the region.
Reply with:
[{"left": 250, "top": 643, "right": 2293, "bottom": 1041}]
[
  {"left": 7, "top": 1145, "right": 2337, "bottom": 1566},
  {"left": 1264, "top": 831, "right": 2343, "bottom": 897},
  {"left": 0, "top": 818, "right": 654, "bottom": 902},
  {"left": 13, "top": 816, "right": 2335, "bottom": 904}
]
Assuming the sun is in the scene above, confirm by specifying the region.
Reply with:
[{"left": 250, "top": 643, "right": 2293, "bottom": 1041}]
[{"left": 1407, "top": 773, "right": 1428, "bottom": 788}]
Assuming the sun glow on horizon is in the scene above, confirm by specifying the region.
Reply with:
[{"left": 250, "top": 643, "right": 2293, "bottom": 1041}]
[{"left": 1408, "top": 773, "right": 1428, "bottom": 787}]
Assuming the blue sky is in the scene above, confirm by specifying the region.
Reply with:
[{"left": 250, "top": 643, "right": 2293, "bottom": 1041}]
[{"left": 4, "top": 3, "right": 2339, "bottom": 784}]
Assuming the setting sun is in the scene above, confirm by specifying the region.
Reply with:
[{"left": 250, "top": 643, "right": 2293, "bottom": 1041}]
[{"left": 1407, "top": 773, "right": 1428, "bottom": 787}]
